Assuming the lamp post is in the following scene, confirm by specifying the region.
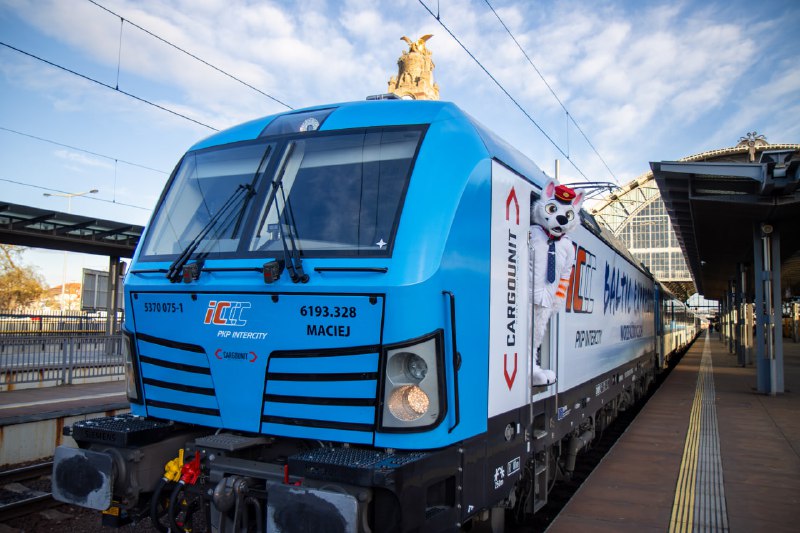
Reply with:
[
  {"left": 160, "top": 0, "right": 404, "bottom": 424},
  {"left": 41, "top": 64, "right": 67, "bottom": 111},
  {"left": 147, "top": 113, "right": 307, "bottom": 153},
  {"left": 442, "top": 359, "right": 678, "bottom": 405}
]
[{"left": 43, "top": 189, "right": 99, "bottom": 310}]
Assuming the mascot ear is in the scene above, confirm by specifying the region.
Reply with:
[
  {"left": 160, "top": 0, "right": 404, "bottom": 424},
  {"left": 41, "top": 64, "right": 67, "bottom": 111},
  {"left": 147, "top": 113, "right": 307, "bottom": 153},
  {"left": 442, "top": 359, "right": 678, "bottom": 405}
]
[
  {"left": 544, "top": 180, "right": 556, "bottom": 199},
  {"left": 573, "top": 190, "right": 585, "bottom": 208}
]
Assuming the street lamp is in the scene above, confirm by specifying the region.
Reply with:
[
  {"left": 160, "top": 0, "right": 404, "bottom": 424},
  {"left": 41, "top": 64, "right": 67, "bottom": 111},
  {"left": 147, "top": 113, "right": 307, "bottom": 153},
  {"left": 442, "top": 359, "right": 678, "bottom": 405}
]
[
  {"left": 43, "top": 189, "right": 99, "bottom": 209},
  {"left": 42, "top": 189, "right": 99, "bottom": 310}
]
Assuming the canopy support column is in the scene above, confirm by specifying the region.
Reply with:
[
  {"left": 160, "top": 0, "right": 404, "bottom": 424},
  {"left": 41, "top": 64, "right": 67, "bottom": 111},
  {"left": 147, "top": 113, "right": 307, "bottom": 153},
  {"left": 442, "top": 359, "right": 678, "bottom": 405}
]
[{"left": 753, "top": 224, "right": 784, "bottom": 394}]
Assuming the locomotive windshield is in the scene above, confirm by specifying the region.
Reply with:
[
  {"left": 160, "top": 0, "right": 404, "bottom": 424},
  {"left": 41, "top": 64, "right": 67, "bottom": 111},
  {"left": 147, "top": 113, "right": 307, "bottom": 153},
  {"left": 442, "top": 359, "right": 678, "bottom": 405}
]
[{"left": 140, "top": 127, "right": 424, "bottom": 260}]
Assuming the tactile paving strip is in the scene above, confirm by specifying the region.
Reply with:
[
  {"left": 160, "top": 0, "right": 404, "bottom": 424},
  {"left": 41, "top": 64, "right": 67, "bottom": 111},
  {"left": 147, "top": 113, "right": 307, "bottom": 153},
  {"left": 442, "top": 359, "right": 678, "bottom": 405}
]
[{"left": 669, "top": 341, "right": 729, "bottom": 532}]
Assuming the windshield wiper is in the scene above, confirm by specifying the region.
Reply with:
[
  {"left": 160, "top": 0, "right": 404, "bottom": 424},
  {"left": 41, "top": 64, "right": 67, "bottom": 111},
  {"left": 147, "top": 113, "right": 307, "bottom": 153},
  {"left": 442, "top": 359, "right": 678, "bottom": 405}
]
[
  {"left": 276, "top": 178, "right": 308, "bottom": 283},
  {"left": 166, "top": 183, "right": 255, "bottom": 283},
  {"left": 166, "top": 145, "right": 273, "bottom": 283},
  {"left": 259, "top": 141, "right": 308, "bottom": 283}
]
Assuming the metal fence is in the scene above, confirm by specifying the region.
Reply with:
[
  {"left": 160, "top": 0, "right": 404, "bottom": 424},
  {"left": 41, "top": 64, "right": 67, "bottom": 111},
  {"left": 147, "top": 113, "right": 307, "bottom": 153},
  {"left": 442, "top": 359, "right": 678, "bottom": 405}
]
[
  {"left": 0, "top": 310, "right": 123, "bottom": 336},
  {"left": 0, "top": 334, "right": 125, "bottom": 388}
]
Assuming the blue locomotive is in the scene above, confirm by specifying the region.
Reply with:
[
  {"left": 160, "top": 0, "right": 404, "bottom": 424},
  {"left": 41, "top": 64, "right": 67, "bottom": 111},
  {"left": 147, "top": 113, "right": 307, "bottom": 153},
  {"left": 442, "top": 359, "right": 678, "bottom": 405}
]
[{"left": 52, "top": 99, "right": 698, "bottom": 532}]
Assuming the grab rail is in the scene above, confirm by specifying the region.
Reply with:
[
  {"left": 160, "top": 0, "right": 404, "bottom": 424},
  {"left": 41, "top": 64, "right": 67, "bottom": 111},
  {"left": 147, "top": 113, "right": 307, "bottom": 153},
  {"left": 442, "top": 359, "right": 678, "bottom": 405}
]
[{"left": 442, "top": 290, "right": 461, "bottom": 433}]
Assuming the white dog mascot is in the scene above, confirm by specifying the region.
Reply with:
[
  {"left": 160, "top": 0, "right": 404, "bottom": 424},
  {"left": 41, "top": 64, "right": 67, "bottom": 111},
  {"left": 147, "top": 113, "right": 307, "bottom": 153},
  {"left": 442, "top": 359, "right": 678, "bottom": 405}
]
[{"left": 528, "top": 180, "right": 584, "bottom": 386}]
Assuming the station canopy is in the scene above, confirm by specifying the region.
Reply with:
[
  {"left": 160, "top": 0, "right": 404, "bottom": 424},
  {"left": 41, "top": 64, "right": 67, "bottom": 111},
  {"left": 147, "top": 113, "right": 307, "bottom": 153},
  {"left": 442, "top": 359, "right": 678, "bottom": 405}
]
[
  {"left": 651, "top": 146, "right": 800, "bottom": 300},
  {"left": 0, "top": 201, "right": 143, "bottom": 257},
  {"left": 590, "top": 136, "right": 800, "bottom": 302}
]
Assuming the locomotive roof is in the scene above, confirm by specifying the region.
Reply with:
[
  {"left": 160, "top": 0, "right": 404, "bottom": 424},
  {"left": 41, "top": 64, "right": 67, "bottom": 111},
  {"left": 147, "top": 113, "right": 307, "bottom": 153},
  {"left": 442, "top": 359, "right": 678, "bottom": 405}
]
[{"left": 188, "top": 100, "right": 548, "bottom": 183}]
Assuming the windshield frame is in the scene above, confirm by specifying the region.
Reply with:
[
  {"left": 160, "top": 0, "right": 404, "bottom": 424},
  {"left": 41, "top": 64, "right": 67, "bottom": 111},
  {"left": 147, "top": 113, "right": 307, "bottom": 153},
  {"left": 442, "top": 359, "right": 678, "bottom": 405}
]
[{"left": 138, "top": 124, "right": 427, "bottom": 262}]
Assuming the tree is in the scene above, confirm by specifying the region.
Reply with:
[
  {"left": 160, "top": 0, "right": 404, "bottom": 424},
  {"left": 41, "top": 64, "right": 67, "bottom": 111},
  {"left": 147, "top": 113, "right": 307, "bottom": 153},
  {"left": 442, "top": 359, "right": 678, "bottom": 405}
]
[{"left": 0, "top": 244, "right": 48, "bottom": 311}]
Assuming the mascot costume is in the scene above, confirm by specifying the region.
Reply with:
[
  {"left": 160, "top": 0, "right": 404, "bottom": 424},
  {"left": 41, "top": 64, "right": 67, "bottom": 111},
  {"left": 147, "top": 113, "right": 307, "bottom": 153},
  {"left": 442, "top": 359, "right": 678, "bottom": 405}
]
[{"left": 528, "top": 180, "right": 584, "bottom": 386}]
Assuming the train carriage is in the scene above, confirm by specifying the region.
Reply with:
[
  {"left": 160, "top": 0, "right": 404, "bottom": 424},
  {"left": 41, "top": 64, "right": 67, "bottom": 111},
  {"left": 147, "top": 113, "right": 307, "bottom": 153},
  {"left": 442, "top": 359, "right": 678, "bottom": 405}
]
[{"left": 52, "top": 99, "right": 697, "bottom": 532}]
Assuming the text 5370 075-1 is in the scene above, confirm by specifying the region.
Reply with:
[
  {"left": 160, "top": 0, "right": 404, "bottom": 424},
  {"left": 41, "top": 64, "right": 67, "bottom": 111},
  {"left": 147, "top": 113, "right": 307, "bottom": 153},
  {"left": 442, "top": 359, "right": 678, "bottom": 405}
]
[{"left": 143, "top": 302, "right": 184, "bottom": 313}]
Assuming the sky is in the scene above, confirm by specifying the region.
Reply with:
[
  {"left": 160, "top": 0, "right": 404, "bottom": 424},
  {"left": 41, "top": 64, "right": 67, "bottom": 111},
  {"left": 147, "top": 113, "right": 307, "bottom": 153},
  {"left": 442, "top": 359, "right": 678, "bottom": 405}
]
[{"left": 1, "top": 0, "right": 798, "bottom": 288}]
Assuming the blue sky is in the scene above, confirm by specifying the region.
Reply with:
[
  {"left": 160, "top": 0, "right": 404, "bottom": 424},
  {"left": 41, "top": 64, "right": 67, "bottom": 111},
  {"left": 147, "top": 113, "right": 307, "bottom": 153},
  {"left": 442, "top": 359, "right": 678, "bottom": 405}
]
[{"left": 1, "top": 0, "right": 798, "bottom": 287}]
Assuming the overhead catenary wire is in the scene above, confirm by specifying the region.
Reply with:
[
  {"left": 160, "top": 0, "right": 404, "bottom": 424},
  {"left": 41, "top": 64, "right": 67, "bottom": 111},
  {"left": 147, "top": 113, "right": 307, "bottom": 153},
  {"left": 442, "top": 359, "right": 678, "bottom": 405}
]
[
  {"left": 418, "top": 0, "right": 598, "bottom": 182},
  {"left": 0, "top": 178, "right": 151, "bottom": 211},
  {"left": 482, "top": 0, "right": 619, "bottom": 184},
  {"left": 0, "top": 126, "right": 169, "bottom": 175},
  {"left": 6, "top": 2, "right": 616, "bottom": 195},
  {"left": 87, "top": 0, "right": 294, "bottom": 111},
  {"left": 0, "top": 41, "right": 219, "bottom": 132}
]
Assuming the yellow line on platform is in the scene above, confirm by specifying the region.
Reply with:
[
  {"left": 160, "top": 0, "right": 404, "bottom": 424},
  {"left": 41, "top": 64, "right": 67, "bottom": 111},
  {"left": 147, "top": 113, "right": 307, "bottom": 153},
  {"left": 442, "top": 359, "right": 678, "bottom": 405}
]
[{"left": 669, "top": 362, "right": 704, "bottom": 533}]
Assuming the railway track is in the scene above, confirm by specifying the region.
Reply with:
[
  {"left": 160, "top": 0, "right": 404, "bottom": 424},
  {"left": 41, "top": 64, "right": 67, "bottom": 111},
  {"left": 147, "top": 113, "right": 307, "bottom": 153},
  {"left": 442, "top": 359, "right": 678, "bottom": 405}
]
[
  {"left": 0, "top": 461, "right": 53, "bottom": 484},
  {"left": 0, "top": 459, "right": 160, "bottom": 532},
  {"left": 0, "top": 460, "right": 59, "bottom": 522}
]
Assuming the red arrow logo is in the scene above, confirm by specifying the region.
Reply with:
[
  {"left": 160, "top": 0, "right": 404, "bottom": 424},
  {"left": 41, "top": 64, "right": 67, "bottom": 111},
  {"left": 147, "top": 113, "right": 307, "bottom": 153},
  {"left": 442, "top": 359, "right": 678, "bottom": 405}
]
[
  {"left": 504, "top": 353, "right": 518, "bottom": 389},
  {"left": 506, "top": 187, "right": 519, "bottom": 224},
  {"left": 249, "top": 351, "right": 257, "bottom": 363},
  {"left": 214, "top": 348, "right": 222, "bottom": 360}
]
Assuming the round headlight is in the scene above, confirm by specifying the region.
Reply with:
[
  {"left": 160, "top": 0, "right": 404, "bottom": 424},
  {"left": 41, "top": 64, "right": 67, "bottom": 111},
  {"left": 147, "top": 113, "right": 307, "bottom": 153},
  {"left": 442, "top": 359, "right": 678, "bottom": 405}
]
[
  {"left": 388, "top": 385, "right": 430, "bottom": 421},
  {"left": 387, "top": 351, "right": 429, "bottom": 384},
  {"left": 405, "top": 353, "right": 428, "bottom": 381}
]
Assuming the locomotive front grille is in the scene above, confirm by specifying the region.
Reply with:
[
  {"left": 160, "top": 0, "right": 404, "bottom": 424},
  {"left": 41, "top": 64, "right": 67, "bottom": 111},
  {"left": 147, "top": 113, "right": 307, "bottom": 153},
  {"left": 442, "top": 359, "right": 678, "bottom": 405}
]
[
  {"left": 136, "top": 332, "right": 222, "bottom": 424},
  {"left": 261, "top": 346, "right": 380, "bottom": 444}
]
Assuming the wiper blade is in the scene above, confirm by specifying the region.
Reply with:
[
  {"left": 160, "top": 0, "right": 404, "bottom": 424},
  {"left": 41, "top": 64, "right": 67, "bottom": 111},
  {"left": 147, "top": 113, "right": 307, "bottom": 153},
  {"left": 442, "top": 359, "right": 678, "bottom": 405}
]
[
  {"left": 166, "top": 183, "right": 255, "bottom": 283},
  {"left": 257, "top": 142, "right": 295, "bottom": 233},
  {"left": 276, "top": 179, "right": 308, "bottom": 283},
  {"left": 258, "top": 141, "right": 307, "bottom": 283}
]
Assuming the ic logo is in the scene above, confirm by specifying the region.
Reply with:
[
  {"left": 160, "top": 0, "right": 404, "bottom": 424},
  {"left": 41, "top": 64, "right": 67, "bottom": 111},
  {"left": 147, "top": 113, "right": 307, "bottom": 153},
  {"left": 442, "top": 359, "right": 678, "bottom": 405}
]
[
  {"left": 566, "top": 245, "right": 596, "bottom": 314},
  {"left": 204, "top": 301, "right": 251, "bottom": 327}
]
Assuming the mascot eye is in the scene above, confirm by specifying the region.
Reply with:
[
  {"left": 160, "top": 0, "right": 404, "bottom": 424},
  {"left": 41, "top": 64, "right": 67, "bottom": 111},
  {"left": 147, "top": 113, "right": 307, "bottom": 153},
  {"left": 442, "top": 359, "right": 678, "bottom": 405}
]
[
  {"left": 545, "top": 203, "right": 558, "bottom": 214},
  {"left": 566, "top": 211, "right": 575, "bottom": 221}
]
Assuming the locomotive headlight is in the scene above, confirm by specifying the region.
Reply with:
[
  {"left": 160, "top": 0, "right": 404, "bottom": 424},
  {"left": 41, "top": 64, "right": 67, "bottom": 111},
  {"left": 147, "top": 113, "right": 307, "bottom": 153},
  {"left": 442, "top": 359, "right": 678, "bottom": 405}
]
[
  {"left": 405, "top": 354, "right": 428, "bottom": 380},
  {"left": 388, "top": 351, "right": 428, "bottom": 382},
  {"left": 388, "top": 385, "right": 430, "bottom": 421},
  {"left": 381, "top": 331, "right": 444, "bottom": 430}
]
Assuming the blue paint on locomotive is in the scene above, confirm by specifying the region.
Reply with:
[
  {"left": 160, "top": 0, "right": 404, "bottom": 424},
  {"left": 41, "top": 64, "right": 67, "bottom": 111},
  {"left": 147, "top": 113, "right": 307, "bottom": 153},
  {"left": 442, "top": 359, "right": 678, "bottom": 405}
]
[
  {"left": 190, "top": 114, "right": 277, "bottom": 151},
  {"left": 125, "top": 100, "right": 549, "bottom": 449}
]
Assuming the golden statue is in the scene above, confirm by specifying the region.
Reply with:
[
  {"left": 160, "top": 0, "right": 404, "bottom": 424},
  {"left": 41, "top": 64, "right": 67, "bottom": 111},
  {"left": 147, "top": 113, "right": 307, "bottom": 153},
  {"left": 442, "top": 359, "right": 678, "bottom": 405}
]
[
  {"left": 388, "top": 34, "right": 440, "bottom": 100},
  {"left": 736, "top": 132, "right": 768, "bottom": 162}
]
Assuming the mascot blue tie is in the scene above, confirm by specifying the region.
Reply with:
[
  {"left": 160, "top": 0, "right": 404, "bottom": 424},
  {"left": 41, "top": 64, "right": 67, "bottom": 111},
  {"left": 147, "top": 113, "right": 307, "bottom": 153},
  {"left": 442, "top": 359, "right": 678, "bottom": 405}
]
[{"left": 547, "top": 240, "right": 556, "bottom": 283}]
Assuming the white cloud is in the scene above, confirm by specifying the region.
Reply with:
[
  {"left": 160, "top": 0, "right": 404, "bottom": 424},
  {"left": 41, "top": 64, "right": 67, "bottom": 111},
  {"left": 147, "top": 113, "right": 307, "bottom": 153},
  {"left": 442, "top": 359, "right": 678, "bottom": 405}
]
[
  {"left": 54, "top": 149, "right": 113, "bottom": 170},
  {"left": 710, "top": 63, "right": 800, "bottom": 146},
  {"left": 508, "top": 0, "right": 770, "bottom": 179},
  {"left": 2, "top": 0, "right": 796, "bottom": 190}
]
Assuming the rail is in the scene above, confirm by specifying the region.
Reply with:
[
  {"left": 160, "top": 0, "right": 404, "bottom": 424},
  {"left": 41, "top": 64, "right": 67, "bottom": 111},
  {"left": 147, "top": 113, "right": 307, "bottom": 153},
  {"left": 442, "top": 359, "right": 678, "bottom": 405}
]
[
  {"left": 0, "top": 492, "right": 55, "bottom": 522},
  {"left": 0, "top": 461, "right": 54, "bottom": 484},
  {"left": 0, "top": 461, "right": 58, "bottom": 522},
  {"left": 0, "top": 334, "right": 124, "bottom": 388}
]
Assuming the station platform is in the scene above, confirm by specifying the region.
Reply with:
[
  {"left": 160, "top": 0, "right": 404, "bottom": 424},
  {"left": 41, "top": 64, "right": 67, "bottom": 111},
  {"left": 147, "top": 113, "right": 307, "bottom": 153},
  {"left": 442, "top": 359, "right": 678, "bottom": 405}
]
[
  {"left": 0, "top": 380, "right": 127, "bottom": 424},
  {"left": 549, "top": 331, "right": 800, "bottom": 532},
  {"left": 0, "top": 380, "right": 128, "bottom": 466}
]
